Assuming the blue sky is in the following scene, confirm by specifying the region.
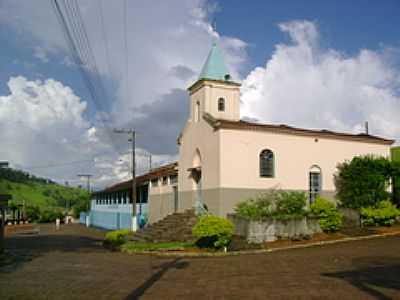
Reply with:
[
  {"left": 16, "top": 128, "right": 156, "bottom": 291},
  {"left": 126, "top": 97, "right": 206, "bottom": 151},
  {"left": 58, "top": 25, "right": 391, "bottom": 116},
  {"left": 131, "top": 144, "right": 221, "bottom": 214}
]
[
  {"left": 216, "top": 0, "right": 400, "bottom": 73},
  {"left": 2, "top": 1, "right": 400, "bottom": 101},
  {"left": 0, "top": 0, "right": 399, "bottom": 187}
]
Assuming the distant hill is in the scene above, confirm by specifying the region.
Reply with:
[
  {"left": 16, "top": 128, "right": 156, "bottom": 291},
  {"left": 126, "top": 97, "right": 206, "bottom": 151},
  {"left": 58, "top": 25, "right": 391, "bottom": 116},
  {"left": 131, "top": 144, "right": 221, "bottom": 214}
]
[{"left": 0, "top": 167, "right": 90, "bottom": 217}]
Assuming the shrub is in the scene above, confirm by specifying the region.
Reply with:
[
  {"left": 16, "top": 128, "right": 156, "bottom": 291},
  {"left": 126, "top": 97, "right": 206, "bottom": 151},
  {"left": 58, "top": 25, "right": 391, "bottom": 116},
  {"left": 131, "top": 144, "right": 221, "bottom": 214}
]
[
  {"left": 310, "top": 197, "right": 342, "bottom": 232},
  {"left": 361, "top": 200, "right": 400, "bottom": 227},
  {"left": 25, "top": 205, "right": 41, "bottom": 222},
  {"left": 235, "top": 196, "right": 274, "bottom": 220},
  {"left": 104, "top": 230, "right": 131, "bottom": 249},
  {"left": 39, "top": 207, "right": 65, "bottom": 223},
  {"left": 235, "top": 190, "right": 307, "bottom": 220},
  {"left": 192, "top": 215, "right": 234, "bottom": 249},
  {"left": 275, "top": 191, "right": 307, "bottom": 217},
  {"left": 335, "top": 156, "right": 392, "bottom": 209}
]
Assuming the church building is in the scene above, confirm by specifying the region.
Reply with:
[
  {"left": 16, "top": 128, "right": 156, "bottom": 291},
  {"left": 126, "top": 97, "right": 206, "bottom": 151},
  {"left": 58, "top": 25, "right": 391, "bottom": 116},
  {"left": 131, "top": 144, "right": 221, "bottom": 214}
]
[{"left": 89, "top": 43, "right": 395, "bottom": 230}]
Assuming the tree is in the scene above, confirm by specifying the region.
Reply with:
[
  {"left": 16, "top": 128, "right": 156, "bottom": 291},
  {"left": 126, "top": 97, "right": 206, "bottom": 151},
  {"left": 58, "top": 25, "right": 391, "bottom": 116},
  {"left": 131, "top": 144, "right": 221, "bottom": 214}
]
[
  {"left": 390, "top": 161, "right": 400, "bottom": 205},
  {"left": 335, "top": 155, "right": 392, "bottom": 209}
]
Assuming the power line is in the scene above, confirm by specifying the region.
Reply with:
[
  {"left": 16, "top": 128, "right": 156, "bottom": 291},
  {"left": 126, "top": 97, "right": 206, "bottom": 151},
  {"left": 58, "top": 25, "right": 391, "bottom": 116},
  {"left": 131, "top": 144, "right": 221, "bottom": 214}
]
[
  {"left": 123, "top": 0, "right": 130, "bottom": 106},
  {"left": 98, "top": 0, "right": 114, "bottom": 102},
  {"left": 51, "top": 0, "right": 123, "bottom": 157},
  {"left": 16, "top": 149, "right": 152, "bottom": 171}
]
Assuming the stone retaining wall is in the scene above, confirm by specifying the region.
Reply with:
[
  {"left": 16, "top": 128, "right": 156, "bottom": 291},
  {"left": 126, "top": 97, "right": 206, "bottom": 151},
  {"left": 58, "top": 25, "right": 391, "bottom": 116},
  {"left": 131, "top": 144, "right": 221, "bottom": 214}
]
[
  {"left": 339, "top": 208, "right": 361, "bottom": 228},
  {"left": 228, "top": 214, "right": 322, "bottom": 243}
]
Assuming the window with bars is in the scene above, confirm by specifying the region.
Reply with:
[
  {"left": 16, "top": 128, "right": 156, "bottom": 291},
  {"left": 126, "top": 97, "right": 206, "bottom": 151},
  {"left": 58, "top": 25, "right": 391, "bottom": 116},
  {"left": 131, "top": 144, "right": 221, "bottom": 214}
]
[
  {"left": 151, "top": 178, "right": 159, "bottom": 188},
  {"left": 169, "top": 174, "right": 178, "bottom": 184},
  {"left": 309, "top": 170, "right": 322, "bottom": 203},
  {"left": 218, "top": 97, "right": 225, "bottom": 111},
  {"left": 260, "top": 149, "right": 274, "bottom": 177}
]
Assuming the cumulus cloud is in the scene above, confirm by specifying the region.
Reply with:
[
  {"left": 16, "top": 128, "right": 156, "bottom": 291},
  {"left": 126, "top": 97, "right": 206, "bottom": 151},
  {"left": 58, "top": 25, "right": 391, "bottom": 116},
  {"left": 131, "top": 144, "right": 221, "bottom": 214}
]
[
  {"left": 0, "top": 1, "right": 248, "bottom": 187},
  {"left": 0, "top": 0, "right": 247, "bottom": 121},
  {"left": 0, "top": 77, "right": 174, "bottom": 188},
  {"left": 241, "top": 20, "right": 400, "bottom": 142}
]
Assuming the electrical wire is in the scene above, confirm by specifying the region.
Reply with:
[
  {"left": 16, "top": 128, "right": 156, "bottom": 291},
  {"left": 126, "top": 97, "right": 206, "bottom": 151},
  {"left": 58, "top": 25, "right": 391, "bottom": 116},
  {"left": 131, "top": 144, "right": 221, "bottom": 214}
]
[
  {"left": 51, "top": 0, "right": 123, "bottom": 156},
  {"left": 123, "top": 0, "right": 130, "bottom": 107},
  {"left": 98, "top": 0, "right": 114, "bottom": 102}
]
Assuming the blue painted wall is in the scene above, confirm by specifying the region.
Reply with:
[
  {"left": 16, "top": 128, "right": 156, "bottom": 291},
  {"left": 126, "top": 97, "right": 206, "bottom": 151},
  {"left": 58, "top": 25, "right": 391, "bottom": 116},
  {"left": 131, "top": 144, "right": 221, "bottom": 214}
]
[
  {"left": 90, "top": 210, "right": 132, "bottom": 230},
  {"left": 85, "top": 203, "right": 149, "bottom": 230}
]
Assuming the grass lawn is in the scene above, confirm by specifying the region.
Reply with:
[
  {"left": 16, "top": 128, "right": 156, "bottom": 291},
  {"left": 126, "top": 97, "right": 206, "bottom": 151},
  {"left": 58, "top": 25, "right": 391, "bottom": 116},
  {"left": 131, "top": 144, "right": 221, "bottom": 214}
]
[{"left": 121, "top": 241, "right": 194, "bottom": 253}]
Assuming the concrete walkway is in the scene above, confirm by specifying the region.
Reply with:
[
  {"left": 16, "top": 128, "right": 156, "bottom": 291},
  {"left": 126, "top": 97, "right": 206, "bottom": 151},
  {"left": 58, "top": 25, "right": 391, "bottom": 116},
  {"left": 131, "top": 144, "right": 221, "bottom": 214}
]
[{"left": 1, "top": 224, "right": 400, "bottom": 299}]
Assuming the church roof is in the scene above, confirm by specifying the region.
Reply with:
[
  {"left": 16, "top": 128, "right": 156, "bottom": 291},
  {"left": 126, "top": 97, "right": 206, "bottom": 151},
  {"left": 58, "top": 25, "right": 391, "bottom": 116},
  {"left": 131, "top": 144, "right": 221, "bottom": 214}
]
[
  {"left": 198, "top": 42, "right": 231, "bottom": 81},
  {"left": 203, "top": 113, "right": 395, "bottom": 145}
]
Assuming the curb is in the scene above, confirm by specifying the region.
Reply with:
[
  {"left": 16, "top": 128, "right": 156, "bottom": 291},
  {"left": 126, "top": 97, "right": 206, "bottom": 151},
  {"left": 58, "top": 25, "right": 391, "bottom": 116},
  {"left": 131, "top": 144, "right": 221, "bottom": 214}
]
[{"left": 123, "top": 231, "right": 400, "bottom": 258}]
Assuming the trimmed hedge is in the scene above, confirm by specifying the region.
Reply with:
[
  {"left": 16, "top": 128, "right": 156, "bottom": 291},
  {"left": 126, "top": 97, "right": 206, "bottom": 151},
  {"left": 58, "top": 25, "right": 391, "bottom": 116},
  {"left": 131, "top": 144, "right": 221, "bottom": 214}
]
[{"left": 192, "top": 215, "right": 234, "bottom": 249}]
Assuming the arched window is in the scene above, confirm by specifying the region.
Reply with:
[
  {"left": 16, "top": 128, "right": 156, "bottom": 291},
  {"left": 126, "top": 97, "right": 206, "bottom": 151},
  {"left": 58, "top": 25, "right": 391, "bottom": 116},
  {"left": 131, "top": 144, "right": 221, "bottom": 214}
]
[
  {"left": 309, "top": 165, "right": 322, "bottom": 203},
  {"left": 218, "top": 97, "right": 225, "bottom": 112},
  {"left": 260, "top": 149, "right": 274, "bottom": 177},
  {"left": 194, "top": 101, "right": 201, "bottom": 122}
]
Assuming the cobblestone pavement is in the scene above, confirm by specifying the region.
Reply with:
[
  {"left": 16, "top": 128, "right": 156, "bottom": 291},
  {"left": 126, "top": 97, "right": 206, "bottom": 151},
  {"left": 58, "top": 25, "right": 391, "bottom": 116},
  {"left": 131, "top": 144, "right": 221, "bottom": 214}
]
[{"left": 1, "top": 224, "right": 399, "bottom": 300}]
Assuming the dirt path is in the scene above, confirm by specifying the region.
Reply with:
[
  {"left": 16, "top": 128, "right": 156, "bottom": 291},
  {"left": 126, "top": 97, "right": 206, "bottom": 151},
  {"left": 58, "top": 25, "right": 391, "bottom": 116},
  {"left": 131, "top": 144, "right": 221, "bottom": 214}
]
[{"left": 1, "top": 224, "right": 400, "bottom": 299}]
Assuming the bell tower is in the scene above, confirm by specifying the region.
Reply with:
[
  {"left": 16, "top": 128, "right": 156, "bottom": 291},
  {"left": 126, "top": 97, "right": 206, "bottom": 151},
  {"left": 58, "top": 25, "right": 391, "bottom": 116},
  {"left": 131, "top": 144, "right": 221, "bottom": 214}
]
[{"left": 187, "top": 42, "right": 241, "bottom": 123}]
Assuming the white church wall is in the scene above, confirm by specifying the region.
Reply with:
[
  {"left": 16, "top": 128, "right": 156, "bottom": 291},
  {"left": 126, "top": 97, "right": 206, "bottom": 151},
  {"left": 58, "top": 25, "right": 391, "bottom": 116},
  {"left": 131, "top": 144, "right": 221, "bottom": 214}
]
[
  {"left": 204, "top": 82, "right": 240, "bottom": 121},
  {"left": 219, "top": 128, "right": 391, "bottom": 191},
  {"left": 178, "top": 105, "right": 222, "bottom": 193}
]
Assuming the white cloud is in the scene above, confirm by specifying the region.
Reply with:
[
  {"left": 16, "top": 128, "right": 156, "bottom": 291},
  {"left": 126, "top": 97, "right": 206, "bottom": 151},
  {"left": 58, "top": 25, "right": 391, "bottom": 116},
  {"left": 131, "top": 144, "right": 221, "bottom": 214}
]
[
  {"left": 0, "top": 1, "right": 247, "bottom": 187},
  {"left": 33, "top": 46, "right": 50, "bottom": 63},
  {"left": 241, "top": 20, "right": 400, "bottom": 143},
  {"left": 0, "top": 0, "right": 247, "bottom": 124},
  {"left": 0, "top": 76, "right": 174, "bottom": 189}
]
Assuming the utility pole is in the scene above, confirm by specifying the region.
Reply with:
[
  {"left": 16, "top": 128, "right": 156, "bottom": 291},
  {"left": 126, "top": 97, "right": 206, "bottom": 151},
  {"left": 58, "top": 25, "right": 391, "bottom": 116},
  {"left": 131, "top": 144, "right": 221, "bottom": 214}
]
[
  {"left": 77, "top": 174, "right": 92, "bottom": 212},
  {"left": 0, "top": 161, "right": 10, "bottom": 253},
  {"left": 77, "top": 174, "right": 92, "bottom": 192},
  {"left": 149, "top": 153, "right": 152, "bottom": 171},
  {"left": 114, "top": 129, "right": 137, "bottom": 231}
]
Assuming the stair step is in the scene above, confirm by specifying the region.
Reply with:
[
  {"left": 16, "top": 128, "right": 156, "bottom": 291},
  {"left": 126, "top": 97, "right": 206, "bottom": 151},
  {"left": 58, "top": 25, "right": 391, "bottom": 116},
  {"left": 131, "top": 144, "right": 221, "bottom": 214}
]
[{"left": 129, "top": 210, "right": 197, "bottom": 243}]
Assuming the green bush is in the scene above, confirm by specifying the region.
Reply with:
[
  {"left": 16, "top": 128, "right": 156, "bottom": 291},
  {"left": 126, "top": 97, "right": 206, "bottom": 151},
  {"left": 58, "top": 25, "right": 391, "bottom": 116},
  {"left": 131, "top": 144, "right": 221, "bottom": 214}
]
[
  {"left": 25, "top": 205, "right": 41, "bottom": 222},
  {"left": 39, "top": 207, "right": 65, "bottom": 223},
  {"left": 310, "top": 197, "right": 342, "bottom": 232},
  {"left": 104, "top": 230, "right": 131, "bottom": 249},
  {"left": 335, "top": 156, "right": 393, "bottom": 209},
  {"left": 275, "top": 191, "right": 307, "bottom": 217},
  {"left": 235, "top": 190, "right": 307, "bottom": 220},
  {"left": 192, "top": 215, "right": 234, "bottom": 249},
  {"left": 361, "top": 200, "right": 400, "bottom": 227},
  {"left": 235, "top": 195, "right": 274, "bottom": 220}
]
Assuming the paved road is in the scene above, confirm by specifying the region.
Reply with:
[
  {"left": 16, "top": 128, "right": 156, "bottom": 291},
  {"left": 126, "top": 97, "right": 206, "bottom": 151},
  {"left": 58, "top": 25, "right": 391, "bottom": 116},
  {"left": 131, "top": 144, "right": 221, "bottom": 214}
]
[{"left": 1, "top": 224, "right": 400, "bottom": 300}]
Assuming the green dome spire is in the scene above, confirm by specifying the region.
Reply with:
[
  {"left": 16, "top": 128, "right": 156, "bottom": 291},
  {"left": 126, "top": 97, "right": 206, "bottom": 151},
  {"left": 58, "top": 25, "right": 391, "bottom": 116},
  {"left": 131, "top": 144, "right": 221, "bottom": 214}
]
[{"left": 199, "top": 42, "right": 232, "bottom": 81}]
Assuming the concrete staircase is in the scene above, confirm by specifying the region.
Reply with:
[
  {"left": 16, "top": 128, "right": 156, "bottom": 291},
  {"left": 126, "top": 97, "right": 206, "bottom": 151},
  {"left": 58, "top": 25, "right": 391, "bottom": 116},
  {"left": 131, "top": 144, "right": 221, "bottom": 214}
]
[{"left": 130, "top": 209, "right": 198, "bottom": 243}]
